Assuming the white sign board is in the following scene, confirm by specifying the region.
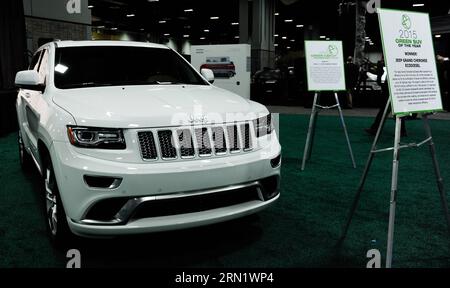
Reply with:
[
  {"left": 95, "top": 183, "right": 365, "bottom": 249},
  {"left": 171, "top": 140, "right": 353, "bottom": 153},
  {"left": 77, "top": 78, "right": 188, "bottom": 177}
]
[
  {"left": 378, "top": 9, "right": 443, "bottom": 115},
  {"left": 305, "top": 41, "right": 346, "bottom": 91},
  {"left": 191, "top": 44, "right": 251, "bottom": 99}
]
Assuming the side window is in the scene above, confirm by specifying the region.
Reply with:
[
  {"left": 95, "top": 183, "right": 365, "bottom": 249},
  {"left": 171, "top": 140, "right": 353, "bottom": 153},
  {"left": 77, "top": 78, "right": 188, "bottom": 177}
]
[
  {"left": 29, "top": 51, "right": 42, "bottom": 71},
  {"left": 37, "top": 49, "right": 49, "bottom": 84}
]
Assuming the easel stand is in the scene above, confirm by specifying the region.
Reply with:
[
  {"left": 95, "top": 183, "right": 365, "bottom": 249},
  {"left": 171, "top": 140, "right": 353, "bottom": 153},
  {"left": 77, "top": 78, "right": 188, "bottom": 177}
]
[
  {"left": 301, "top": 91, "right": 356, "bottom": 171},
  {"left": 340, "top": 99, "right": 450, "bottom": 268}
]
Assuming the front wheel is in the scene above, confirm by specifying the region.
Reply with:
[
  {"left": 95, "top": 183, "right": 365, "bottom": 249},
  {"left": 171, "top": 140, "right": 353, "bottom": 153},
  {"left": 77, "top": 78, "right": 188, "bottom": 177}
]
[{"left": 44, "top": 160, "right": 73, "bottom": 246}]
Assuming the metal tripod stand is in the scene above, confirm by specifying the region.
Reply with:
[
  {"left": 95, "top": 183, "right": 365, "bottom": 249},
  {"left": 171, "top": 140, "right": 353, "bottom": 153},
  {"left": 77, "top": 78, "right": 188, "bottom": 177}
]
[
  {"left": 301, "top": 91, "right": 356, "bottom": 171},
  {"left": 340, "top": 99, "right": 450, "bottom": 268}
]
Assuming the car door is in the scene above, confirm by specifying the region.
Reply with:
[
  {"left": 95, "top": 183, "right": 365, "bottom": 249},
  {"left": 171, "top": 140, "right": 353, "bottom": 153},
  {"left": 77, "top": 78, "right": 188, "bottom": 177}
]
[
  {"left": 19, "top": 50, "right": 42, "bottom": 151},
  {"left": 21, "top": 49, "right": 48, "bottom": 159}
]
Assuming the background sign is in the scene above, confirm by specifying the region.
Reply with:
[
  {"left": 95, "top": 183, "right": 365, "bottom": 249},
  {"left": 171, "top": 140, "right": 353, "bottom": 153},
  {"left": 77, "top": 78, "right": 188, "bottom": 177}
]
[
  {"left": 191, "top": 44, "right": 251, "bottom": 99},
  {"left": 378, "top": 8, "right": 443, "bottom": 115},
  {"left": 305, "top": 41, "right": 346, "bottom": 91}
]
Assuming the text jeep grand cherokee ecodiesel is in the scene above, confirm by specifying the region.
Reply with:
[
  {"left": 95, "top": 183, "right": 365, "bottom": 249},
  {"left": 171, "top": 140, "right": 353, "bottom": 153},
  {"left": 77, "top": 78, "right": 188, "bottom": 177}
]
[{"left": 15, "top": 40, "right": 281, "bottom": 243}]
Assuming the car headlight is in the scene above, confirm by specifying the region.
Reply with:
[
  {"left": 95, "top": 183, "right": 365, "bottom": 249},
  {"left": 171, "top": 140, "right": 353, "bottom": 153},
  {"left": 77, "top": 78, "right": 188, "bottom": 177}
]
[
  {"left": 67, "top": 126, "right": 126, "bottom": 149},
  {"left": 254, "top": 114, "right": 273, "bottom": 138}
]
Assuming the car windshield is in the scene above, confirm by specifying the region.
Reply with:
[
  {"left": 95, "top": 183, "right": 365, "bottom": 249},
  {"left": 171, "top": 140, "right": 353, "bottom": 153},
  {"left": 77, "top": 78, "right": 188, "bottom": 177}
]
[{"left": 54, "top": 46, "right": 207, "bottom": 89}]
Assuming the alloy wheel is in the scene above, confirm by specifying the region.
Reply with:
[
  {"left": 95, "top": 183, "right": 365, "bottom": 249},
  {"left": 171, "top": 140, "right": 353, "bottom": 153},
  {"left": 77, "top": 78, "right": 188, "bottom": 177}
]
[{"left": 45, "top": 168, "right": 58, "bottom": 236}]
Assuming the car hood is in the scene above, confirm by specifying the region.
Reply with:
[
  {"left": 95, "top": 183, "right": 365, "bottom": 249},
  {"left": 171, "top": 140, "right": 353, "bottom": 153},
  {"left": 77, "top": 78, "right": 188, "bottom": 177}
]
[{"left": 52, "top": 85, "right": 266, "bottom": 128}]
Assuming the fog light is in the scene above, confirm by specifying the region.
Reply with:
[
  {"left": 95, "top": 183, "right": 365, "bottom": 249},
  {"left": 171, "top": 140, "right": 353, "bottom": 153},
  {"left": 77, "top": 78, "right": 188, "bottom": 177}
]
[
  {"left": 84, "top": 175, "right": 122, "bottom": 189},
  {"left": 270, "top": 154, "right": 281, "bottom": 168}
]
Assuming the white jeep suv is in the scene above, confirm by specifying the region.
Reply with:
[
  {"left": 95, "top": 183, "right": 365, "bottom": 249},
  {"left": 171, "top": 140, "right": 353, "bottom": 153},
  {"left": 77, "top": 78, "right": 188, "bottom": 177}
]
[{"left": 15, "top": 40, "right": 281, "bottom": 243}]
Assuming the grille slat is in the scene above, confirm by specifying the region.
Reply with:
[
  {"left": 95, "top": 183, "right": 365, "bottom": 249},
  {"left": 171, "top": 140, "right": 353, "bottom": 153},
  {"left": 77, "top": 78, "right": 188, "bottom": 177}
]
[
  {"left": 138, "top": 123, "right": 254, "bottom": 161},
  {"left": 158, "top": 130, "right": 177, "bottom": 159},
  {"left": 227, "top": 125, "right": 240, "bottom": 153},
  {"left": 211, "top": 127, "right": 227, "bottom": 155},
  {"left": 241, "top": 123, "right": 253, "bottom": 151},
  {"left": 138, "top": 132, "right": 158, "bottom": 160},
  {"left": 177, "top": 129, "right": 195, "bottom": 158},
  {"left": 195, "top": 128, "right": 212, "bottom": 156}
]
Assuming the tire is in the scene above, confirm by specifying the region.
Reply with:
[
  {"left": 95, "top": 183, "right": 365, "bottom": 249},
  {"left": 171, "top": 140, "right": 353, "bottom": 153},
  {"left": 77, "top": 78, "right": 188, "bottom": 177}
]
[
  {"left": 43, "top": 159, "right": 73, "bottom": 246},
  {"left": 18, "top": 131, "right": 33, "bottom": 171}
]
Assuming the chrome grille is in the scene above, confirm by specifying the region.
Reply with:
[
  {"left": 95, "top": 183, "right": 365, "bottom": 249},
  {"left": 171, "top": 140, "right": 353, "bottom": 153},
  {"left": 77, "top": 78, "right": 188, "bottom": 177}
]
[{"left": 138, "top": 123, "right": 254, "bottom": 161}]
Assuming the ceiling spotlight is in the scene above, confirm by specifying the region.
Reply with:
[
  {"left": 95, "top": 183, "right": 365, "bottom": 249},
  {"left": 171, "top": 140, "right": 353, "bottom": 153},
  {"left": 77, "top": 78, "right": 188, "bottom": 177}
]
[
  {"left": 234, "top": 36, "right": 239, "bottom": 39},
  {"left": 274, "top": 43, "right": 278, "bottom": 47},
  {"left": 111, "top": 27, "right": 118, "bottom": 30},
  {"left": 231, "top": 22, "right": 239, "bottom": 25},
  {"left": 126, "top": 14, "right": 135, "bottom": 17},
  {"left": 412, "top": 3, "right": 425, "bottom": 7},
  {"left": 274, "top": 12, "right": 279, "bottom": 16},
  {"left": 204, "top": 29, "right": 210, "bottom": 32},
  {"left": 184, "top": 9, "right": 194, "bottom": 12},
  {"left": 140, "top": 28, "right": 145, "bottom": 31},
  {"left": 164, "top": 33, "right": 170, "bottom": 36},
  {"left": 320, "top": 35, "right": 326, "bottom": 39},
  {"left": 183, "top": 35, "right": 190, "bottom": 38},
  {"left": 290, "top": 39, "right": 295, "bottom": 42},
  {"left": 274, "top": 34, "right": 279, "bottom": 37},
  {"left": 284, "top": 19, "right": 293, "bottom": 23},
  {"left": 287, "top": 46, "right": 291, "bottom": 49},
  {"left": 435, "top": 34, "right": 442, "bottom": 38},
  {"left": 296, "top": 24, "right": 304, "bottom": 28},
  {"left": 282, "top": 36, "right": 287, "bottom": 40},
  {"left": 200, "top": 37, "right": 206, "bottom": 40},
  {"left": 96, "top": 25, "right": 105, "bottom": 29},
  {"left": 148, "top": 0, "right": 159, "bottom": 2},
  {"left": 88, "top": 5, "right": 94, "bottom": 9},
  {"left": 326, "top": 38, "right": 330, "bottom": 40},
  {"left": 158, "top": 20, "right": 166, "bottom": 24},
  {"left": 210, "top": 16, "right": 219, "bottom": 20}
]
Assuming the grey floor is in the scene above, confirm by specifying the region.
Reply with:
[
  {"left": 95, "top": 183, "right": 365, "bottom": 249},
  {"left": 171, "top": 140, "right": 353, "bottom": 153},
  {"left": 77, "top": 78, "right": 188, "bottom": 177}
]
[{"left": 267, "top": 106, "right": 450, "bottom": 120}]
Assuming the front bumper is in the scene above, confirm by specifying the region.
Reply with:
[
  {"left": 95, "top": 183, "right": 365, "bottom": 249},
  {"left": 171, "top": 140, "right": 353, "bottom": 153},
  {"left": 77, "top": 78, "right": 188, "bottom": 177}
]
[{"left": 50, "top": 134, "right": 281, "bottom": 236}]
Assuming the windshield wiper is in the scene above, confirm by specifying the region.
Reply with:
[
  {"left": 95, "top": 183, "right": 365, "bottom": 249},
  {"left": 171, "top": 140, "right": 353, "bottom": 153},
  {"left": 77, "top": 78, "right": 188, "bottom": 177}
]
[
  {"left": 59, "top": 80, "right": 200, "bottom": 89},
  {"left": 59, "top": 82, "right": 114, "bottom": 89}
]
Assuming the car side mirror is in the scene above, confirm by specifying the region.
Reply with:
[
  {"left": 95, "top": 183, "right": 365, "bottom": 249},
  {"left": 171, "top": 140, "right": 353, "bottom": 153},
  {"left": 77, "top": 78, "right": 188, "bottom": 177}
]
[
  {"left": 200, "top": 68, "right": 215, "bottom": 84},
  {"left": 15, "top": 70, "right": 45, "bottom": 92}
]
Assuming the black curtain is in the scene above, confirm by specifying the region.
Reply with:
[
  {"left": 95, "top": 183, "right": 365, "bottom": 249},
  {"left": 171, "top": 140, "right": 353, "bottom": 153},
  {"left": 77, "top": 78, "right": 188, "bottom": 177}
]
[{"left": 0, "top": 0, "right": 28, "bottom": 136}]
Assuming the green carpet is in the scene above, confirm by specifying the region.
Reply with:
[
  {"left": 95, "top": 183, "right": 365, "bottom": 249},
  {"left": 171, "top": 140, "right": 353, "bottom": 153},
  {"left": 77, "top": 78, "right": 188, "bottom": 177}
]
[{"left": 1, "top": 114, "right": 450, "bottom": 268}]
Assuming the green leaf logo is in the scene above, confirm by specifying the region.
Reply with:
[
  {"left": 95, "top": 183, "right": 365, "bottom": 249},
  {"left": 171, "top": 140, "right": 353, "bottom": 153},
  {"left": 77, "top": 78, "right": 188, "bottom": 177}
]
[
  {"left": 402, "top": 14, "right": 411, "bottom": 30},
  {"left": 328, "top": 45, "right": 338, "bottom": 56}
]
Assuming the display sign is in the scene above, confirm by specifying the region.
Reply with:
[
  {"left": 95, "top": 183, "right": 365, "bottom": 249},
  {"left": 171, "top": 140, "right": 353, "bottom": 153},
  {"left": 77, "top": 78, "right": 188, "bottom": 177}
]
[
  {"left": 191, "top": 44, "right": 251, "bottom": 99},
  {"left": 305, "top": 41, "right": 346, "bottom": 91},
  {"left": 378, "top": 8, "right": 443, "bottom": 115}
]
